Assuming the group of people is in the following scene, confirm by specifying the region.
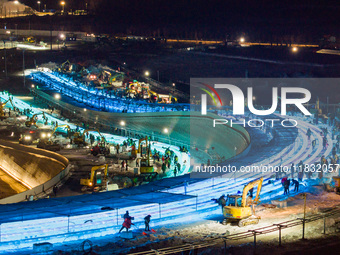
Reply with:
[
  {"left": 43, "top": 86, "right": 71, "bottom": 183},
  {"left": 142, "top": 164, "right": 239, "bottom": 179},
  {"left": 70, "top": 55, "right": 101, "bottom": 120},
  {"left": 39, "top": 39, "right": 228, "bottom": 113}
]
[
  {"left": 118, "top": 211, "right": 152, "bottom": 233},
  {"left": 281, "top": 177, "right": 299, "bottom": 195}
]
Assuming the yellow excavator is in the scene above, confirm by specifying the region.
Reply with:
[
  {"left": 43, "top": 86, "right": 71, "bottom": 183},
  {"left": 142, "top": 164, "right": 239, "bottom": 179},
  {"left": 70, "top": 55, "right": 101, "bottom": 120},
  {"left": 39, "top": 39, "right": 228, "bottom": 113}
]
[
  {"left": 25, "top": 112, "right": 46, "bottom": 127},
  {"left": 80, "top": 164, "right": 109, "bottom": 192},
  {"left": 73, "top": 128, "right": 106, "bottom": 146},
  {"left": 131, "top": 137, "right": 154, "bottom": 173},
  {"left": 0, "top": 97, "right": 16, "bottom": 119},
  {"left": 223, "top": 177, "right": 263, "bottom": 227},
  {"left": 58, "top": 60, "right": 71, "bottom": 72}
]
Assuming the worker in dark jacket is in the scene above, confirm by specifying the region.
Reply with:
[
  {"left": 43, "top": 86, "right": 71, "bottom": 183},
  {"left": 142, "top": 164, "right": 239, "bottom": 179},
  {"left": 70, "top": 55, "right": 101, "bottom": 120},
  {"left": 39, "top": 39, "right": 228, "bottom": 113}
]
[
  {"left": 217, "top": 195, "right": 226, "bottom": 212},
  {"left": 144, "top": 215, "right": 151, "bottom": 231},
  {"left": 291, "top": 179, "right": 299, "bottom": 192},
  {"left": 284, "top": 179, "right": 290, "bottom": 195}
]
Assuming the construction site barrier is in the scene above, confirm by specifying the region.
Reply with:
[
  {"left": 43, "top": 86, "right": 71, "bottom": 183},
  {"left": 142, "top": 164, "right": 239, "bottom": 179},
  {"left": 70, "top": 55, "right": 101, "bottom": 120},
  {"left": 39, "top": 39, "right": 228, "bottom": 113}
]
[{"left": 128, "top": 205, "right": 340, "bottom": 255}]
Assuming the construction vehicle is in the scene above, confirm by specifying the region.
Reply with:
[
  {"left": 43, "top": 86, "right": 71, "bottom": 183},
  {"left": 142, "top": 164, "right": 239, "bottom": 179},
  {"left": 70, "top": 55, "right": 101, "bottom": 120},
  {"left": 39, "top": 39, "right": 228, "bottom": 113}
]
[
  {"left": 0, "top": 97, "right": 16, "bottom": 119},
  {"left": 51, "top": 124, "right": 71, "bottom": 138},
  {"left": 58, "top": 60, "right": 71, "bottom": 72},
  {"left": 138, "top": 137, "right": 154, "bottom": 173},
  {"left": 332, "top": 176, "right": 340, "bottom": 194},
  {"left": 25, "top": 112, "right": 46, "bottom": 128},
  {"left": 36, "top": 125, "right": 70, "bottom": 151},
  {"left": 223, "top": 177, "right": 263, "bottom": 227},
  {"left": 73, "top": 128, "right": 106, "bottom": 146},
  {"left": 23, "top": 37, "right": 36, "bottom": 44},
  {"left": 131, "top": 137, "right": 154, "bottom": 173},
  {"left": 80, "top": 164, "right": 109, "bottom": 192},
  {"left": 19, "top": 129, "right": 52, "bottom": 145}
]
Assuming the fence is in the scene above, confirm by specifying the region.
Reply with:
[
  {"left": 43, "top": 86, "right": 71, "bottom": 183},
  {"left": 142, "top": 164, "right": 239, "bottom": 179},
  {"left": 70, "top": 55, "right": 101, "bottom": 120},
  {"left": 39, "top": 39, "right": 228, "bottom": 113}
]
[{"left": 128, "top": 204, "right": 340, "bottom": 255}]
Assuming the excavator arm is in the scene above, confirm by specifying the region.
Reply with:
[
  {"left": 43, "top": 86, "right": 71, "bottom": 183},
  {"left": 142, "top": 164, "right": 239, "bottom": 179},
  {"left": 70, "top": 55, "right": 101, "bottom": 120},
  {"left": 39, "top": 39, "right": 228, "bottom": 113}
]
[
  {"left": 138, "top": 136, "right": 148, "bottom": 153},
  {"left": 241, "top": 177, "right": 263, "bottom": 207},
  {"left": 51, "top": 124, "right": 70, "bottom": 138},
  {"left": 82, "top": 129, "right": 107, "bottom": 144}
]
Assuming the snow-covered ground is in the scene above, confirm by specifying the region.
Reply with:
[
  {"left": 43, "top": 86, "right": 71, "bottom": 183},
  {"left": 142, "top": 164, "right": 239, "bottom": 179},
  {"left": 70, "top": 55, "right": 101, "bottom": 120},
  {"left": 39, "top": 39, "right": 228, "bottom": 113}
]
[{"left": 1, "top": 91, "right": 339, "bottom": 254}]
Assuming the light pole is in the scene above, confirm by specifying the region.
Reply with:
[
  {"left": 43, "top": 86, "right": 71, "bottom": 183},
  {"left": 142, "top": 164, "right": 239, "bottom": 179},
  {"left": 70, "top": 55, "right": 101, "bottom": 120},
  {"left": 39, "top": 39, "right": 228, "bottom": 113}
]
[
  {"left": 3, "top": 40, "right": 7, "bottom": 79},
  {"left": 61, "top": 1, "right": 65, "bottom": 14},
  {"left": 37, "top": 1, "right": 41, "bottom": 12},
  {"left": 22, "top": 49, "right": 26, "bottom": 88}
]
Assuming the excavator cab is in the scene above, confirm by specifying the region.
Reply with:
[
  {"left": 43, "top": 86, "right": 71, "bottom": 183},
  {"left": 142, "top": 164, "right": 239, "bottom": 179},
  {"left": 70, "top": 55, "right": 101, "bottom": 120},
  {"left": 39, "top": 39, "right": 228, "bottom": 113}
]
[
  {"left": 80, "top": 164, "right": 108, "bottom": 192},
  {"left": 227, "top": 195, "right": 242, "bottom": 207},
  {"left": 223, "top": 177, "right": 263, "bottom": 227}
]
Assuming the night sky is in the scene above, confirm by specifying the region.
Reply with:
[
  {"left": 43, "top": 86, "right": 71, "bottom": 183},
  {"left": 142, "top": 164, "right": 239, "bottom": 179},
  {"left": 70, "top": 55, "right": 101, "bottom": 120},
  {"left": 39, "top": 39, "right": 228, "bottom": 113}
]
[{"left": 18, "top": 0, "right": 340, "bottom": 39}]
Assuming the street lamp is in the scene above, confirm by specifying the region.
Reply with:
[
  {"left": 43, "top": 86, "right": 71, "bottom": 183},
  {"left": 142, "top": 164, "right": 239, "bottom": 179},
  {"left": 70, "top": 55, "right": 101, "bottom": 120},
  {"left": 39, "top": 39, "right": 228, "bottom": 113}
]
[
  {"left": 120, "top": 120, "right": 125, "bottom": 126},
  {"left": 54, "top": 94, "right": 61, "bottom": 100},
  {"left": 37, "top": 1, "right": 41, "bottom": 12},
  {"left": 60, "top": 1, "right": 65, "bottom": 13},
  {"left": 240, "top": 37, "right": 245, "bottom": 43},
  {"left": 144, "top": 71, "right": 150, "bottom": 77},
  {"left": 292, "top": 47, "right": 298, "bottom": 52},
  {"left": 163, "top": 128, "right": 169, "bottom": 134}
]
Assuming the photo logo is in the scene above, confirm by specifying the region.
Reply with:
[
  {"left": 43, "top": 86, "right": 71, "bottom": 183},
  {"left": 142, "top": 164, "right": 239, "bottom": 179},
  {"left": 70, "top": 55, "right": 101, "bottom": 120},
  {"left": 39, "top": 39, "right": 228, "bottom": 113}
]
[
  {"left": 199, "top": 83, "right": 223, "bottom": 111},
  {"left": 201, "top": 84, "right": 312, "bottom": 116}
]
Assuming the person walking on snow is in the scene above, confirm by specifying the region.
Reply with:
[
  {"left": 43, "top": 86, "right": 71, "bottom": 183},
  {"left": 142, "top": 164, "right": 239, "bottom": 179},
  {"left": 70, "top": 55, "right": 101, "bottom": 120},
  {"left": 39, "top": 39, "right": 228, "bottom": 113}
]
[
  {"left": 291, "top": 179, "right": 299, "bottom": 192},
  {"left": 284, "top": 179, "right": 290, "bottom": 195},
  {"left": 144, "top": 215, "right": 151, "bottom": 231},
  {"left": 119, "top": 216, "right": 134, "bottom": 233}
]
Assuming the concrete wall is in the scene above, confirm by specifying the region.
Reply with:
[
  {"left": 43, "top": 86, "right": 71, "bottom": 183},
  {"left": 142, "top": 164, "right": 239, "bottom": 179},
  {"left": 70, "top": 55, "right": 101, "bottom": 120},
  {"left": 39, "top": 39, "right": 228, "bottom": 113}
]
[
  {"left": 0, "top": 164, "right": 71, "bottom": 204},
  {"left": 0, "top": 140, "right": 69, "bottom": 204}
]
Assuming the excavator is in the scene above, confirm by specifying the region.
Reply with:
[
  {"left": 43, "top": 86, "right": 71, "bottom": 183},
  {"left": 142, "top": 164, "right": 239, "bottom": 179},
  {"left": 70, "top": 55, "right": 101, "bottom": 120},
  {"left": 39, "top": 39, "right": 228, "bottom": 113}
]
[
  {"left": 36, "top": 125, "right": 70, "bottom": 151},
  {"left": 0, "top": 97, "right": 16, "bottom": 119},
  {"left": 58, "top": 60, "right": 71, "bottom": 73},
  {"left": 73, "top": 128, "right": 107, "bottom": 147},
  {"left": 132, "top": 137, "right": 154, "bottom": 173},
  {"left": 80, "top": 164, "right": 109, "bottom": 192},
  {"left": 25, "top": 112, "right": 46, "bottom": 128},
  {"left": 223, "top": 177, "right": 263, "bottom": 227}
]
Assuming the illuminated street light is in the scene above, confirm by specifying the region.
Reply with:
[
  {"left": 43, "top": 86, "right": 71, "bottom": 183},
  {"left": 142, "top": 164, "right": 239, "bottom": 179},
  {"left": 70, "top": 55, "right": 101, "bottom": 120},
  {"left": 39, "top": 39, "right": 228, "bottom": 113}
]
[
  {"left": 292, "top": 47, "right": 298, "bottom": 52},
  {"left": 163, "top": 128, "right": 169, "bottom": 134},
  {"left": 31, "top": 84, "right": 35, "bottom": 88},
  {"left": 144, "top": 71, "right": 150, "bottom": 77},
  {"left": 60, "top": 34, "right": 65, "bottom": 39},
  {"left": 83, "top": 108, "right": 87, "bottom": 112},
  {"left": 172, "top": 83, "right": 175, "bottom": 87},
  {"left": 60, "top": 1, "right": 65, "bottom": 13},
  {"left": 14, "top": 1, "right": 19, "bottom": 4},
  {"left": 37, "top": 1, "right": 41, "bottom": 12},
  {"left": 54, "top": 94, "right": 61, "bottom": 100},
  {"left": 120, "top": 120, "right": 125, "bottom": 126},
  {"left": 240, "top": 37, "right": 245, "bottom": 43}
]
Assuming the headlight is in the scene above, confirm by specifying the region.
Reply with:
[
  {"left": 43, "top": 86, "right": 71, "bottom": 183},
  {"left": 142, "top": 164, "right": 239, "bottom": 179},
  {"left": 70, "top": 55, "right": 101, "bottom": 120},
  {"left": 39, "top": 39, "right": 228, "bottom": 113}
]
[
  {"left": 41, "top": 133, "right": 46, "bottom": 138},
  {"left": 47, "top": 133, "right": 51, "bottom": 137}
]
